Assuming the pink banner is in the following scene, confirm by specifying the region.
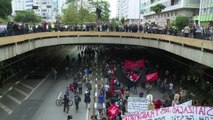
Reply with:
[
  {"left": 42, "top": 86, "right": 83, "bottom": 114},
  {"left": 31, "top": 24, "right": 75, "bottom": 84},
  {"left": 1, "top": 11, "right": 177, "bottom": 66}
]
[
  {"left": 146, "top": 72, "right": 158, "bottom": 81},
  {"left": 124, "top": 59, "right": 145, "bottom": 69}
]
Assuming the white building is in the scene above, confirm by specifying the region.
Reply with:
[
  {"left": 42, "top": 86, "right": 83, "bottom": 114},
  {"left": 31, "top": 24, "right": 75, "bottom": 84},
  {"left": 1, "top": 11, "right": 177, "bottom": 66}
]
[
  {"left": 32, "top": 0, "right": 52, "bottom": 21},
  {"left": 12, "top": 0, "right": 33, "bottom": 15},
  {"left": 143, "top": 0, "right": 200, "bottom": 26},
  {"left": 116, "top": 0, "right": 123, "bottom": 20},
  {"left": 116, "top": 0, "right": 140, "bottom": 25},
  {"left": 58, "top": 0, "right": 67, "bottom": 15}
]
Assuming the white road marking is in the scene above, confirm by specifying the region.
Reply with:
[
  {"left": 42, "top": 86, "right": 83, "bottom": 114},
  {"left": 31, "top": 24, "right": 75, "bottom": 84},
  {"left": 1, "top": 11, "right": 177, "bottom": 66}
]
[
  {"left": 57, "top": 92, "right": 62, "bottom": 99},
  {"left": 8, "top": 87, "right": 13, "bottom": 91},
  {"left": 24, "top": 72, "right": 52, "bottom": 100},
  {"left": 15, "top": 81, "right": 20, "bottom": 84},
  {"left": 20, "top": 83, "right": 34, "bottom": 90},
  {"left": 96, "top": 78, "right": 97, "bottom": 81},
  {"left": 6, "top": 94, "right": 21, "bottom": 104},
  {"left": 0, "top": 102, "right": 13, "bottom": 114},
  {"left": 95, "top": 84, "right": 97, "bottom": 88},
  {"left": 86, "top": 104, "right": 89, "bottom": 120},
  {"left": 14, "top": 88, "right": 28, "bottom": 96},
  {"left": 94, "top": 103, "right": 97, "bottom": 108},
  {"left": 95, "top": 92, "right": 97, "bottom": 97}
]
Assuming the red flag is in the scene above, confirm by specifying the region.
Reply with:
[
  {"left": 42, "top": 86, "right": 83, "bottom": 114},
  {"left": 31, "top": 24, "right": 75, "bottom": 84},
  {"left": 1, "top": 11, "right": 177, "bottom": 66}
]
[
  {"left": 107, "top": 104, "right": 120, "bottom": 119},
  {"left": 124, "top": 59, "right": 144, "bottom": 69},
  {"left": 146, "top": 72, "right": 158, "bottom": 82}
]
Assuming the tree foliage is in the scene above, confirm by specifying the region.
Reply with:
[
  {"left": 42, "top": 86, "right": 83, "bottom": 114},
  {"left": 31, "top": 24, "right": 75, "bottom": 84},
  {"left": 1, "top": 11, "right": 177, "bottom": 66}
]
[
  {"left": 150, "top": 4, "right": 166, "bottom": 14},
  {"left": 62, "top": 4, "right": 96, "bottom": 24},
  {"left": 14, "top": 10, "right": 42, "bottom": 23},
  {"left": 0, "top": 0, "right": 12, "bottom": 19},
  {"left": 175, "top": 16, "right": 189, "bottom": 31},
  {"left": 90, "top": 1, "right": 111, "bottom": 22},
  {"left": 121, "top": 17, "right": 125, "bottom": 25}
]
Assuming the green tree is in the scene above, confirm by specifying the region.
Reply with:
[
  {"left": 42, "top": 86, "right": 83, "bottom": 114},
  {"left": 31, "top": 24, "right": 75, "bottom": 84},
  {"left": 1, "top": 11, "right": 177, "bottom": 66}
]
[
  {"left": 150, "top": 4, "right": 166, "bottom": 14},
  {"left": 0, "top": 0, "right": 12, "bottom": 19},
  {"left": 14, "top": 10, "right": 42, "bottom": 23},
  {"left": 55, "top": 14, "right": 62, "bottom": 21},
  {"left": 175, "top": 16, "right": 189, "bottom": 31},
  {"left": 90, "top": 1, "right": 111, "bottom": 22},
  {"left": 62, "top": 3, "right": 96, "bottom": 24},
  {"left": 121, "top": 17, "right": 125, "bottom": 25}
]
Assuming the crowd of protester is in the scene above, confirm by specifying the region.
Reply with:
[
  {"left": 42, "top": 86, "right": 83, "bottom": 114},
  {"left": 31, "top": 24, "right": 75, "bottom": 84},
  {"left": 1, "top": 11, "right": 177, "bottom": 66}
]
[
  {"left": 90, "top": 46, "right": 212, "bottom": 120},
  {"left": 0, "top": 21, "right": 213, "bottom": 40}
]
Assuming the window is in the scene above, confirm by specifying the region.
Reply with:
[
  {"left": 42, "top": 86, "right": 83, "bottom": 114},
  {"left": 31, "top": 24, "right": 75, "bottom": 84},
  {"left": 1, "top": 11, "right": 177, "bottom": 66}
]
[
  {"left": 171, "top": 11, "right": 173, "bottom": 16},
  {"left": 167, "top": 12, "right": 170, "bottom": 17}
]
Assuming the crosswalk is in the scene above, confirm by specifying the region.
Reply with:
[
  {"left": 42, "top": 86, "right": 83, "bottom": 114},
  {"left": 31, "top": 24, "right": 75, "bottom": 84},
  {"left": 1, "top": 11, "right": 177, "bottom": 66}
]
[{"left": 0, "top": 79, "right": 41, "bottom": 115}]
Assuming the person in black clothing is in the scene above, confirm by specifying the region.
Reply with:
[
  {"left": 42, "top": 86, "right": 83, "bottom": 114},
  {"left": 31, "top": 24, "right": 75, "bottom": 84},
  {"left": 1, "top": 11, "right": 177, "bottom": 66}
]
[
  {"left": 63, "top": 95, "right": 70, "bottom": 113},
  {"left": 67, "top": 115, "right": 72, "bottom": 120},
  {"left": 73, "top": 81, "right": 78, "bottom": 94},
  {"left": 84, "top": 90, "right": 91, "bottom": 108},
  {"left": 74, "top": 92, "right": 81, "bottom": 112}
]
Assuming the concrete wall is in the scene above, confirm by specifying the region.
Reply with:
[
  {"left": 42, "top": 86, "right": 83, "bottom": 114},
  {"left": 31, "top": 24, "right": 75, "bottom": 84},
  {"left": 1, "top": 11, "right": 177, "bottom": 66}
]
[{"left": 0, "top": 36, "right": 212, "bottom": 68}]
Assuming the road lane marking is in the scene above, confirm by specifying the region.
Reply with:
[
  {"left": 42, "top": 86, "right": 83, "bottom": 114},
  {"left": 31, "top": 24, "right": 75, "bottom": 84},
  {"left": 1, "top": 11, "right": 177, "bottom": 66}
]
[
  {"left": 24, "top": 72, "right": 52, "bottom": 100},
  {"left": 14, "top": 88, "right": 28, "bottom": 96},
  {"left": 20, "top": 83, "right": 34, "bottom": 90},
  {"left": 95, "top": 92, "right": 97, "bottom": 97},
  {"left": 94, "top": 103, "right": 97, "bottom": 108},
  {"left": 15, "top": 81, "right": 20, "bottom": 84},
  {"left": 6, "top": 94, "right": 21, "bottom": 104},
  {"left": 0, "top": 102, "right": 13, "bottom": 114},
  {"left": 57, "top": 92, "right": 62, "bottom": 99},
  {"left": 86, "top": 104, "right": 89, "bottom": 120},
  {"left": 8, "top": 87, "right": 13, "bottom": 91}
]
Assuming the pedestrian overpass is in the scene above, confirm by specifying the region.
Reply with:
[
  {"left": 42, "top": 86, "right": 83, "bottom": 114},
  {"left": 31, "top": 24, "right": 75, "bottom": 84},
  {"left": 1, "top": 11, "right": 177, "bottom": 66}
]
[{"left": 0, "top": 32, "right": 212, "bottom": 68}]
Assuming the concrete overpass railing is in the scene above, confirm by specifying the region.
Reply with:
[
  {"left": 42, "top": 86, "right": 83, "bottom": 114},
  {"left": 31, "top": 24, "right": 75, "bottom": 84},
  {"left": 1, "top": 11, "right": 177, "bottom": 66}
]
[{"left": 0, "top": 32, "right": 213, "bottom": 68}]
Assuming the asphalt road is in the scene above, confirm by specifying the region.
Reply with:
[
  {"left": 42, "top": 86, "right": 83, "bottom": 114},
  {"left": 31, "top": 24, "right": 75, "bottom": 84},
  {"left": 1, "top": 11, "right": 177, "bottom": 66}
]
[{"left": 0, "top": 45, "right": 97, "bottom": 120}]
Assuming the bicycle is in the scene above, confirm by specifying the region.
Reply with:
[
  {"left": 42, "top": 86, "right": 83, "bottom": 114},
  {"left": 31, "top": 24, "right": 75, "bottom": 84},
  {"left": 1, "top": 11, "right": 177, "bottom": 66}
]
[{"left": 56, "top": 97, "right": 73, "bottom": 106}]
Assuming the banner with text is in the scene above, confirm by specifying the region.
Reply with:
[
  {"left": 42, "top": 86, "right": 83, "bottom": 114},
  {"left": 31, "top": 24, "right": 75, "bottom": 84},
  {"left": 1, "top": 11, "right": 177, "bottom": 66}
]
[
  {"left": 122, "top": 106, "right": 213, "bottom": 120},
  {"left": 128, "top": 97, "right": 148, "bottom": 113}
]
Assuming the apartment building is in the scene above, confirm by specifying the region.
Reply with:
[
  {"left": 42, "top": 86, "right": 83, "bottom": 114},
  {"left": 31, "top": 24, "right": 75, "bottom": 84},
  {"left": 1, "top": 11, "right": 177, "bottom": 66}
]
[
  {"left": 117, "top": 0, "right": 140, "bottom": 25},
  {"left": 12, "top": 0, "right": 33, "bottom": 15},
  {"left": 143, "top": 0, "right": 200, "bottom": 26},
  {"left": 197, "top": 0, "right": 213, "bottom": 26}
]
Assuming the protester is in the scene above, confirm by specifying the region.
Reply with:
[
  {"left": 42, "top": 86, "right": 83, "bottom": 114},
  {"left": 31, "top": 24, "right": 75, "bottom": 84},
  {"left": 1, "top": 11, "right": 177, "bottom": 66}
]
[
  {"left": 74, "top": 92, "right": 81, "bottom": 113},
  {"left": 98, "top": 91, "right": 105, "bottom": 109},
  {"left": 84, "top": 90, "right": 91, "bottom": 108},
  {"left": 63, "top": 95, "right": 70, "bottom": 113}
]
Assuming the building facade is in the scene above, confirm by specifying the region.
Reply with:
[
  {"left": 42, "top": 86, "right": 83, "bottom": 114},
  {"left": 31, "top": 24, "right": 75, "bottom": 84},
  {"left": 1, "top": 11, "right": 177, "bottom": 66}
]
[
  {"left": 116, "top": 0, "right": 140, "bottom": 25},
  {"left": 12, "top": 0, "right": 33, "bottom": 15},
  {"left": 198, "top": 0, "right": 213, "bottom": 26},
  {"left": 32, "top": 0, "right": 53, "bottom": 21},
  {"left": 116, "top": 0, "right": 123, "bottom": 20},
  {"left": 143, "top": 0, "right": 200, "bottom": 27}
]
